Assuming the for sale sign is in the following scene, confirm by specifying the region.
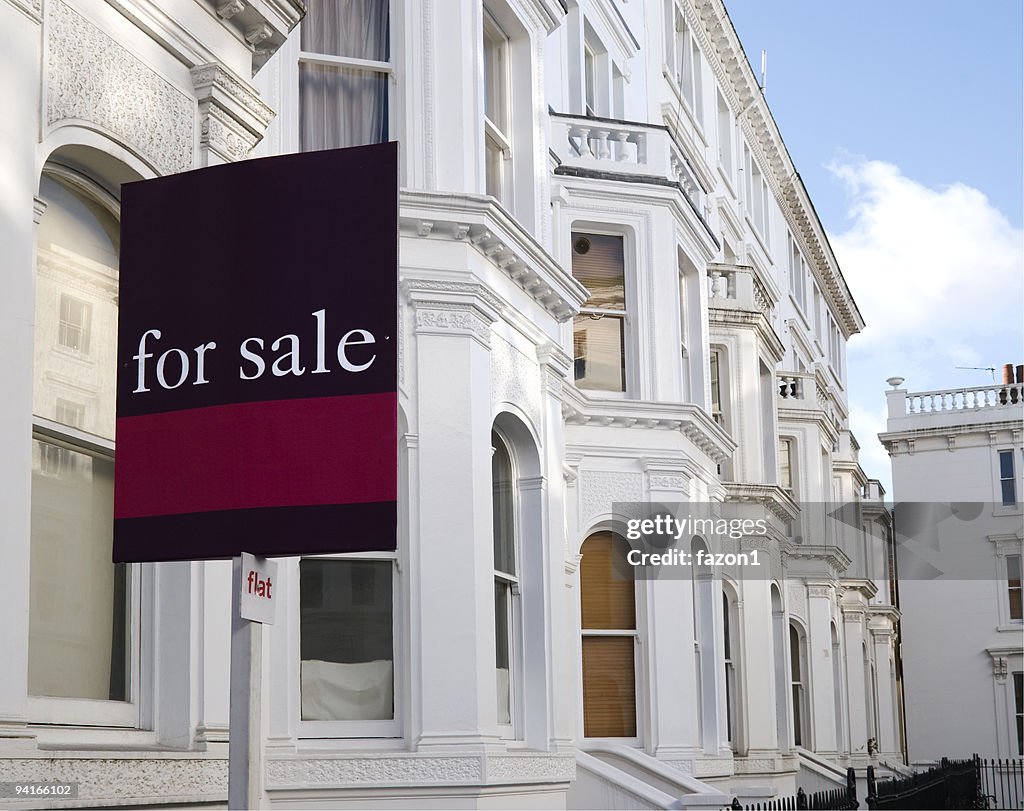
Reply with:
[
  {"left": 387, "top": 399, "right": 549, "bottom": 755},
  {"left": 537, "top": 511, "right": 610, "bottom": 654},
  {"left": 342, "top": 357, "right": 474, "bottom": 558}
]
[{"left": 113, "top": 144, "right": 398, "bottom": 562}]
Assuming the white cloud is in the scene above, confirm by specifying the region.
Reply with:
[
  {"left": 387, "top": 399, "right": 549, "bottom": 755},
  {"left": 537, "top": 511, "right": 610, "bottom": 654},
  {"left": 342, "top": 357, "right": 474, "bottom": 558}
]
[
  {"left": 827, "top": 158, "right": 1023, "bottom": 365},
  {"left": 826, "top": 159, "right": 1023, "bottom": 488}
]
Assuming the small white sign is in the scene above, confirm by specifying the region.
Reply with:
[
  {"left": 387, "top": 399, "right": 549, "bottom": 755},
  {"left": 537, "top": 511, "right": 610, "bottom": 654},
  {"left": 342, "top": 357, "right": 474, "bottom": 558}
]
[{"left": 239, "top": 552, "right": 277, "bottom": 625}]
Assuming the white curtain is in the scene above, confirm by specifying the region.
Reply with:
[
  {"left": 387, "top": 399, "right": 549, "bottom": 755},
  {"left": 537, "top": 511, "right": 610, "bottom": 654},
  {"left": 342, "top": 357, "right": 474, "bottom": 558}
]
[
  {"left": 300, "top": 0, "right": 389, "bottom": 150},
  {"left": 301, "top": 659, "right": 394, "bottom": 721}
]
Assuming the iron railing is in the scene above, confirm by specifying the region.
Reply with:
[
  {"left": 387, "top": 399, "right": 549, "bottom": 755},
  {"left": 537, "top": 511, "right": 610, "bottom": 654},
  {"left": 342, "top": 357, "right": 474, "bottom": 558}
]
[{"left": 729, "top": 768, "right": 857, "bottom": 810}]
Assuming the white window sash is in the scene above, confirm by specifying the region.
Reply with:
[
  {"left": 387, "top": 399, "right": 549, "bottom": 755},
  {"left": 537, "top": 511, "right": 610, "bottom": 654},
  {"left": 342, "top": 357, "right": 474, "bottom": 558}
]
[
  {"left": 297, "top": 554, "right": 401, "bottom": 739},
  {"left": 298, "top": 52, "right": 393, "bottom": 76}
]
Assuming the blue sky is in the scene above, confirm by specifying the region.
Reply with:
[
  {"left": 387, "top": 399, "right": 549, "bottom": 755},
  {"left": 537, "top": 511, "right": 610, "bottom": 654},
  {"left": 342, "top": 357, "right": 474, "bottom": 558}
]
[{"left": 725, "top": 1, "right": 1024, "bottom": 492}]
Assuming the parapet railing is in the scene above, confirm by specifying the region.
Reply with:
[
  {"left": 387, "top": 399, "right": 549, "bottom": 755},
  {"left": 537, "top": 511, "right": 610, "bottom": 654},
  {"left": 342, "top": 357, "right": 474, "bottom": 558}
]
[{"left": 902, "top": 382, "right": 1022, "bottom": 414}]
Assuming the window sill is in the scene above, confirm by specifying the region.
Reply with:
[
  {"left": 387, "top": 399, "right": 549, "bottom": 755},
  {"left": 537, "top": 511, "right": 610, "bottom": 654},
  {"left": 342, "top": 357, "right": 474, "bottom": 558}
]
[
  {"left": 997, "top": 623, "right": 1024, "bottom": 633},
  {"left": 31, "top": 726, "right": 160, "bottom": 751},
  {"left": 293, "top": 736, "right": 406, "bottom": 751}
]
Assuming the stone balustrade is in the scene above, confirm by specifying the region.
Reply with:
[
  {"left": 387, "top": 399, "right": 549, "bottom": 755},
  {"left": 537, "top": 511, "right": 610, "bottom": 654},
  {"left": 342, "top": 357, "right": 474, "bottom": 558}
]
[
  {"left": 901, "top": 383, "right": 1023, "bottom": 415},
  {"left": 550, "top": 112, "right": 706, "bottom": 216},
  {"left": 777, "top": 372, "right": 818, "bottom": 409},
  {"left": 707, "top": 262, "right": 771, "bottom": 314}
]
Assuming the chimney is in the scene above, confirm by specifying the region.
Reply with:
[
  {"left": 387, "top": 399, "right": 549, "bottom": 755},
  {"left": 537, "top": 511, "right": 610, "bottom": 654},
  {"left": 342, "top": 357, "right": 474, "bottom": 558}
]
[
  {"left": 1016, "top": 364, "right": 1023, "bottom": 384},
  {"left": 1003, "top": 364, "right": 1014, "bottom": 385}
]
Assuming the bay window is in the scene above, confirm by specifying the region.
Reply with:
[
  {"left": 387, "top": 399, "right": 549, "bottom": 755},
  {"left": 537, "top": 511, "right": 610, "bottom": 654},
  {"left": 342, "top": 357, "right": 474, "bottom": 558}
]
[{"left": 299, "top": 0, "right": 391, "bottom": 151}]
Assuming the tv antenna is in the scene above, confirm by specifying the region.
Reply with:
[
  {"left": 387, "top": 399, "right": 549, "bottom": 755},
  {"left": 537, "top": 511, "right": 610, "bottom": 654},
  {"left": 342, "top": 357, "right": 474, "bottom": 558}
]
[{"left": 955, "top": 365, "right": 996, "bottom": 381}]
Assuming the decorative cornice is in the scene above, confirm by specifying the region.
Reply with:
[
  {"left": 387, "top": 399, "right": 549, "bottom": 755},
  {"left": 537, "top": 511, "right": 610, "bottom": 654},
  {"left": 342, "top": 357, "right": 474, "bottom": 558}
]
[
  {"left": 201, "top": 0, "right": 304, "bottom": 75},
  {"left": 191, "top": 63, "right": 275, "bottom": 164},
  {"left": 561, "top": 387, "right": 736, "bottom": 465},
  {"left": 784, "top": 543, "right": 852, "bottom": 576},
  {"left": 708, "top": 307, "right": 785, "bottom": 364},
  {"left": 723, "top": 482, "right": 800, "bottom": 523},
  {"left": 691, "top": 0, "right": 865, "bottom": 339},
  {"left": 399, "top": 191, "right": 588, "bottom": 323}
]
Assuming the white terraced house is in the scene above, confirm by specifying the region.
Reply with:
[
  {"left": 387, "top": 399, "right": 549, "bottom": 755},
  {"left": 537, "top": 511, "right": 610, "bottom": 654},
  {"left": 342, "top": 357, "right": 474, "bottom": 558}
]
[
  {"left": 880, "top": 369, "right": 1024, "bottom": 766},
  {"left": 0, "top": 0, "right": 905, "bottom": 806}
]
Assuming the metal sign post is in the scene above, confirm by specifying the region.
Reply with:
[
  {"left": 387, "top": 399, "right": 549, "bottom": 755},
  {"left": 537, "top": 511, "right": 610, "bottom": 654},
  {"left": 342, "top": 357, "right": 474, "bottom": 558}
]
[{"left": 229, "top": 554, "right": 275, "bottom": 810}]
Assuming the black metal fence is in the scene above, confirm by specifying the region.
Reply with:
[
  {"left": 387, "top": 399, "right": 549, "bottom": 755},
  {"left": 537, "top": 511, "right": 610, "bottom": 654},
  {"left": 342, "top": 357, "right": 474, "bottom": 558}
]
[
  {"left": 727, "top": 757, "right": 1023, "bottom": 811},
  {"left": 978, "top": 757, "right": 1024, "bottom": 810},
  {"left": 729, "top": 768, "right": 858, "bottom": 810}
]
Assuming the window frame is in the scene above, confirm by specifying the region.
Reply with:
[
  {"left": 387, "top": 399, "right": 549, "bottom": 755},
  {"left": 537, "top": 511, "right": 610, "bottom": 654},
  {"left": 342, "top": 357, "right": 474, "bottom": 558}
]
[
  {"left": 483, "top": 7, "right": 513, "bottom": 205},
  {"left": 570, "top": 227, "right": 635, "bottom": 397},
  {"left": 1007, "top": 553, "right": 1023, "bottom": 623},
  {"left": 789, "top": 621, "right": 809, "bottom": 748},
  {"left": 999, "top": 449, "right": 1018, "bottom": 507},
  {"left": 666, "top": 1, "right": 703, "bottom": 124},
  {"left": 579, "top": 531, "right": 641, "bottom": 743},
  {"left": 297, "top": 0, "right": 395, "bottom": 151},
  {"left": 296, "top": 550, "right": 402, "bottom": 740},
  {"left": 28, "top": 166, "right": 142, "bottom": 729},
  {"left": 722, "top": 588, "right": 740, "bottom": 749},
  {"left": 491, "top": 427, "right": 524, "bottom": 739}
]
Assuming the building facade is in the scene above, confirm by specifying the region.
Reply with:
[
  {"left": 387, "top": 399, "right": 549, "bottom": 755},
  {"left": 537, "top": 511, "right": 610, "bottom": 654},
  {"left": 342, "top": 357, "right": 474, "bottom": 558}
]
[
  {"left": 1, "top": 0, "right": 904, "bottom": 806},
  {"left": 880, "top": 371, "right": 1024, "bottom": 764}
]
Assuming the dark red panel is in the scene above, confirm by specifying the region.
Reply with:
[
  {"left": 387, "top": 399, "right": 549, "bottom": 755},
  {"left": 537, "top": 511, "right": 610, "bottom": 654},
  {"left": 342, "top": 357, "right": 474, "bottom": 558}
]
[{"left": 114, "top": 393, "right": 396, "bottom": 519}]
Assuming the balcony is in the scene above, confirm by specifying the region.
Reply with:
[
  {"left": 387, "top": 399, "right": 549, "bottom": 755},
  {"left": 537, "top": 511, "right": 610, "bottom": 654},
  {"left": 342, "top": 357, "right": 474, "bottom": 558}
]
[
  {"left": 706, "top": 262, "right": 772, "bottom": 315},
  {"left": 549, "top": 112, "right": 707, "bottom": 220},
  {"left": 777, "top": 372, "right": 821, "bottom": 412}
]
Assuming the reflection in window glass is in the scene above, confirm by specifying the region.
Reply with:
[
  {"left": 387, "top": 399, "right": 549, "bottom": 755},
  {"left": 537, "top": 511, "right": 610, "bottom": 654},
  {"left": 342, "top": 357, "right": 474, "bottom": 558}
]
[
  {"left": 28, "top": 441, "right": 128, "bottom": 700},
  {"left": 29, "top": 171, "right": 127, "bottom": 704},
  {"left": 300, "top": 558, "right": 394, "bottom": 721}
]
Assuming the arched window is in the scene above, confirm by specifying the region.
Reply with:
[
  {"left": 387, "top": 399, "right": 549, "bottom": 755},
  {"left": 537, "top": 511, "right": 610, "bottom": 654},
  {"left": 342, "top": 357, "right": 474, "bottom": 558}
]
[
  {"left": 29, "top": 166, "right": 134, "bottom": 723},
  {"left": 580, "top": 531, "right": 636, "bottom": 738},
  {"left": 790, "top": 622, "right": 808, "bottom": 747},
  {"left": 770, "top": 584, "right": 790, "bottom": 752},
  {"left": 492, "top": 429, "right": 518, "bottom": 733}
]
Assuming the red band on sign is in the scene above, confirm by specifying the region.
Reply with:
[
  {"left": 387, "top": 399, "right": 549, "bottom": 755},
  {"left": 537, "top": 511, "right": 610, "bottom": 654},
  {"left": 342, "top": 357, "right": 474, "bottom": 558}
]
[{"left": 114, "top": 393, "right": 397, "bottom": 519}]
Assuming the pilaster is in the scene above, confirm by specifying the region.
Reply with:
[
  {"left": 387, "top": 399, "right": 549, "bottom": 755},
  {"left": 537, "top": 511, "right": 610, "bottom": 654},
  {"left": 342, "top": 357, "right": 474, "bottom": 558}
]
[{"left": 406, "top": 280, "right": 499, "bottom": 750}]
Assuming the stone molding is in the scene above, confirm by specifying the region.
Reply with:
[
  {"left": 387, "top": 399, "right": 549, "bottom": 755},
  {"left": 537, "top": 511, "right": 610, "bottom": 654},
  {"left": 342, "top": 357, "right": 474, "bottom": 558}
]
[
  {"left": 46, "top": 1, "right": 194, "bottom": 175},
  {"left": 579, "top": 470, "right": 643, "bottom": 526},
  {"left": 2, "top": 756, "right": 226, "bottom": 805},
  {"left": 491, "top": 335, "right": 542, "bottom": 431},
  {"left": 405, "top": 279, "right": 500, "bottom": 349},
  {"left": 4, "top": 0, "right": 40, "bottom": 23},
  {"left": 561, "top": 388, "right": 734, "bottom": 466},
  {"left": 399, "top": 191, "right": 588, "bottom": 322},
  {"left": 264, "top": 753, "right": 575, "bottom": 789},
  {"left": 191, "top": 63, "right": 275, "bottom": 163},
  {"left": 414, "top": 305, "right": 492, "bottom": 347}
]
